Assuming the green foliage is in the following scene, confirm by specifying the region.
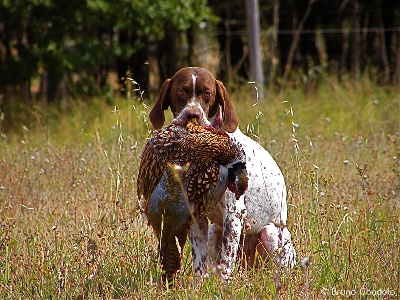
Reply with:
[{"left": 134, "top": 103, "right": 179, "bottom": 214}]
[{"left": 0, "top": 0, "right": 213, "bottom": 93}]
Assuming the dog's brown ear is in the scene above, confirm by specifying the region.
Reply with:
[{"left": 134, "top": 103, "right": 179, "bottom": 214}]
[
  {"left": 216, "top": 80, "right": 239, "bottom": 132},
  {"left": 149, "top": 79, "right": 172, "bottom": 129}
]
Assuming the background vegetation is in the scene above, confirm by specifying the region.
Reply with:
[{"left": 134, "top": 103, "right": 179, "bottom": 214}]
[
  {"left": 0, "top": 75, "right": 399, "bottom": 298},
  {"left": 1, "top": 0, "right": 400, "bottom": 103},
  {"left": 1, "top": 0, "right": 399, "bottom": 298}
]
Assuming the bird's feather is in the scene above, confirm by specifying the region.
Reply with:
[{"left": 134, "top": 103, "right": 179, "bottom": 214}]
[{"left": 137, "top": 121, "right": 245, "bottom": 216}]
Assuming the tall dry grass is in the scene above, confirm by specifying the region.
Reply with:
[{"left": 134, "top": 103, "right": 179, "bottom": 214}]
[{"left": 0, "top": 76, "right": 399, "bottom": 299}]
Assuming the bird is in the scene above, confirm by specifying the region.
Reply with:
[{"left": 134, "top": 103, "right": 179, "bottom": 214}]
[{"left": 137, "top": 120, "right": 248, "bottom": 280}]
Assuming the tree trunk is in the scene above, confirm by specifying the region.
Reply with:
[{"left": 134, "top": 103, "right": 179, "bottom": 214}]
[
  {"left": 282, "top": 0, "right": 316, "bottom": 86},
  {"left": 158, "top": 30, "right": 181, "bottom": 82},
  {"left": 370, "top": 0, "right": 390, "bottom": 84},
  {"left": 265, "top": 0, "right": 280, "bottom": 88},
  {"left": 350, "top": 1, "right": 360, "bottom": 82},
  {"left": 116, "top": 30, "right": 131, "bottom": 94},
  {"left": 131, "top": 46, "right": 149, "bottom": 98},
  {"left": 245, "top": 0, "right": 264, "bottom": 100},
  {"left": 41, "top": 70, "right": 60, "bottom": 105},
  {"left": 24, "top": 80, "right": 31, "bottom": 103},
  {"left": 46, "top": 68, "right": 60, "bottom": 104},
  {"left": 392, "top": 31, "right": 400, "bottom": 85},
  {"left": 391, "top": 9, "right": 400, "bottom": 85},
  {"left": 223, "top": 20, "right": 233, "bottom": 85},
  {"left": 186, "top": 26, "right": 195, "bottom": 66}
]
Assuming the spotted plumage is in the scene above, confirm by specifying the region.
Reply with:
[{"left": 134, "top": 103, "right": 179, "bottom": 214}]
[
  {"left": 137, "top": 120, "right": 247, "bottom": 279},
  {"left": 138, "top": 120, "right": 246, "bottom": 219}
]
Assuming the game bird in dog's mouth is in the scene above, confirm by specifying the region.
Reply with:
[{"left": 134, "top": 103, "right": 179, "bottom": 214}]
[{"left": 137, "top": 119, "right": 248, "bottom": 280}]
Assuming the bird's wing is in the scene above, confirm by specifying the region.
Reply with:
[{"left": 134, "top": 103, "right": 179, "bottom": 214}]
[
  {"left": 175, "top": 122, "right": 246, "bottom": 204},
  {"left": 137, "top": 122, "right": 245, "bottom": 212},
  {"left": 137, "top": 127, "right": 183, "bottom": 213}
]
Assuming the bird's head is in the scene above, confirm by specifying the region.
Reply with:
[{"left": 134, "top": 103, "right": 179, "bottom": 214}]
[{"left": 227, "top": 161, "right": 248, "bottom": 200}]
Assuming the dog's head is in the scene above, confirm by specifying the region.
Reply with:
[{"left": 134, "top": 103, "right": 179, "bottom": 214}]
[{"left": 149, "top": 67, "right": 239, "bottom": 133}]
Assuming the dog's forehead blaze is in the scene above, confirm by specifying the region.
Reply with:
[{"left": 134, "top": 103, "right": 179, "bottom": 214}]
[{"left": 172, "top": 68, "right": 216, "bottom": 92}]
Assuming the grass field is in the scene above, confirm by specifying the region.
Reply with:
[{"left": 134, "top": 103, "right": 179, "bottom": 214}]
[{"left": 1, "top": 77, "right": 399, "bottom": 299}]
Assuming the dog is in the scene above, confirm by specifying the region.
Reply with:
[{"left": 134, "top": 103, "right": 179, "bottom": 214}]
[{"left": 149, "top": 67, "right": 296, "bottom": 282}]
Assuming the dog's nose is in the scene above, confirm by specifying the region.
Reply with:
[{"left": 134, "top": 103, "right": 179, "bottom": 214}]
[
  {"left": 185, "top": 110, "right": 201, "bottom": 121},
  {"left": 172, "top": 107, "right": 203, "bottom": 126}
]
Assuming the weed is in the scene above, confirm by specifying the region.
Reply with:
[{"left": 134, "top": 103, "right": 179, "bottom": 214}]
[{"left": 0, "top": 79, "right": 399, "bottom": 298}]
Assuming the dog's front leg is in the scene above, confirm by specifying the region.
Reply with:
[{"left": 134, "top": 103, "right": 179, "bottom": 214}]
[
  {"left": 220, "top": 192, "right": 246, "bottom": 282},
  {"left": 189, "top": 216, "right": 209, "bottom": 286}
]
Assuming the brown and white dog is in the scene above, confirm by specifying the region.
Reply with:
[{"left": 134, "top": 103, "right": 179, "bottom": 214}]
[{"left": 149, "top": 67, "right": 296, "bottom": 282}]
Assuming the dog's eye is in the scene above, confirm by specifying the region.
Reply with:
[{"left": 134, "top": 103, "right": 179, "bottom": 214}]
[
  {"left": 177, "top": 90, "right": 185, "bottom": 97},
  {"left": 203, "top": 91, "right": 211, "bottom": 98}
]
